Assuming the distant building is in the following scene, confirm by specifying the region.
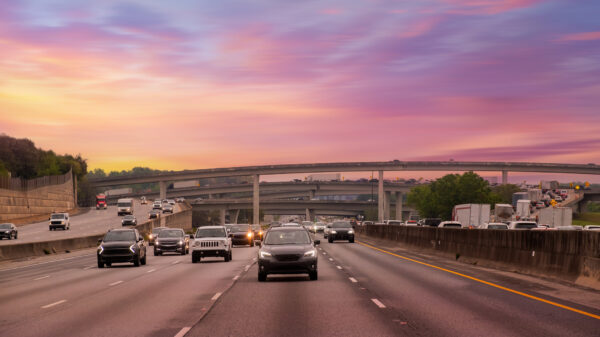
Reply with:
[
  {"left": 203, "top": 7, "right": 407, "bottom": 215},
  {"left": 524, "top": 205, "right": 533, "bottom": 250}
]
[{"left": 483, "top": 176, "right": 498, "bottom": 185}]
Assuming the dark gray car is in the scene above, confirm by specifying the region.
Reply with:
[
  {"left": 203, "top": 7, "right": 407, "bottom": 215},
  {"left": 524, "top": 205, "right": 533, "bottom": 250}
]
[
  {"left": 97, "top": 228, "right": 146, "bottom": 268},
  {"left": 0, "top": 223, "right": 17, "bottom": 240},
  {"left": 258, "top": 227, "right": 320, "bottom": 281}
]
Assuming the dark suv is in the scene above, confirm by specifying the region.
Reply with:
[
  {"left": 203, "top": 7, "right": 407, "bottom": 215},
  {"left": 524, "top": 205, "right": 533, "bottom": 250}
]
[
  {"left": 0, "top": 223, "right": 17, "bottom": 240},
  {"left": 97, "top": 228, "right": 146, "bottom": 268},
  {"left": 154, "top": 228, "right": 189, "bottom": 255},
  {"left": 328, "top": 221, "right": 355, "bottom": 243}
]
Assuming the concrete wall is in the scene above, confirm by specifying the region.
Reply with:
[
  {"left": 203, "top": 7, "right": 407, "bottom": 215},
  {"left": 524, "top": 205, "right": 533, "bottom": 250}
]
[
  {"left": 0, "top": 177, "right": 75, "bottom": 222},
  {"left": 0, "top": 203, "right": 193, "bottom": 261},
  {"left": 357, "top": 225, "right": 600, "bottom": 286}
]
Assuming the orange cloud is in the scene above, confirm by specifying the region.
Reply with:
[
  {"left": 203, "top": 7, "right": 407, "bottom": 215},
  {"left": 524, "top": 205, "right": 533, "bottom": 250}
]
[{"left": 558, "top": 31, "right": 600, "bottom": 41}]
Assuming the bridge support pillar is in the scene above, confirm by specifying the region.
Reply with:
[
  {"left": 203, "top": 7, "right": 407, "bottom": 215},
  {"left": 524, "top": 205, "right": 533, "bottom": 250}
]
[
  {"left": 159, "top": 181, "right": 167, "bottom": 200},
  {"left": 253, "top": 174, "right": 260, "bottom": 224},
  {"left": 384, "top": 191, "right": 391, "bottom": 220},
  {"left": 378, "top": 170, "right": 384, "bottom": 222},
  {"left": 232, "top": 209, "right": 240, "bottom": 224},
  {"left": 219, "top": 209, "right": 226, "bottom": 225},
  {"left": 309, "top": 190, "right": 315, "bottom": 200},
  {"left": 305, "top": 208, "right": 313, "bottom": 221},
  {"left": 395, "top": 192, "right": 403, "bottom": 221},
  {"left": 502, "top": 170, "right": 508, "bottom": 184}
]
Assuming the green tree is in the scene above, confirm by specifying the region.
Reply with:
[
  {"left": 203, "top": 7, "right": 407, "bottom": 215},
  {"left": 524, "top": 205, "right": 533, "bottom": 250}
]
[
  {"left": 407, "top": 172, "right": 495, "bottom": 220},
  {"left": 491, "top": 184, "right": 521, "bottom": 204}
]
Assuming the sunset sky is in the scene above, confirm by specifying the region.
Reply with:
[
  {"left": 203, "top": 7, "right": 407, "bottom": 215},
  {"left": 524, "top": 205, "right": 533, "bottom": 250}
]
[{"left": 1, "top": 0, "right": 599, "bottom": 181}]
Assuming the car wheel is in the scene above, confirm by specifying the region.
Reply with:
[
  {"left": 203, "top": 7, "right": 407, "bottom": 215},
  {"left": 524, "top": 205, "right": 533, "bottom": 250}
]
[
  {"left": 224, "top": 253, "right": 230, "bottom": 262},
  {"left": 349, "top": 238, "right": 355, "bottom": 243},
  {"left": 180, "top": 248, "right": 186, "bottom": 256},
  {"left": 106, "top": 262, "right": 112, "bottom": 267},
  {"left": 141, "top": 254, "right": 147, "bottom": 265},
  {"left": 192, "top": 255, "right": 199, "bottom": 263},
  {"left": 7, "top": 235, "right": 11, "bottom": 240},
  {"left": 134, "top": 255, "right": 141, "bottom": 267},
  {"left": 309, "top": 271, "right": 318, "bottom": 281},
  {"left": 153, "top": 249, "right": 158, "bottom": 256},
  {"left": 97, "top": 260, "right": 104, "bottom": 268},
  {"left": 328, "top": 238, "right": 333, "bottom": 243},
  {"left": 250, "top": 240, "right": 254, "bottom": 247},
  {"left": 14, "top": 233, "right": 17, "bottom": 239},
  {"left": 258, "top": 271, "right": 267, "bottom": 282}
]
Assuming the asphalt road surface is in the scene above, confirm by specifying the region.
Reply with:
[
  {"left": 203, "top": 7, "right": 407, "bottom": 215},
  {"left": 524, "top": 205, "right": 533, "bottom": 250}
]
[
  {"left": 0, "top": 233, "right": 598, "bottom": 337},
  {"left": 0, "top": 201, "right": 178, "bottom": 245}
]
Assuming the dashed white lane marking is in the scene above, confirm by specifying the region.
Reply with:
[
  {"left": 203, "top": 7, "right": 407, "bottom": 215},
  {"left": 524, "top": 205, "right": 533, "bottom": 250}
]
[
  {"left": 328, "top": 258, "right": 333, "bottom": 261},
  {"left": 34, "top": 275, "right": 50, "bottom": 281},
  {"left": 318, "top": 248, "right": 322, "bottom": 250},
  {"left": 147, "top": 269, "right": 156, "bottom": 273},
  {"left": 337, "top": 266, "right": 343, "bottom": 270},
  {"left": 349, "top": 277, "right": 358, "bottom": 283},
  {"left": 233, "top": 275, "right": 239, "bottom": 280},
  {"left": 41, "top": 299, "right": 66, "bottom": 309},
  {"left": 172, "top": 260, "right": 180, "bottom": 265},
  {"left": 83, "top": 266, "right": 94, "bottom": 270},
  {"left": 211, "top": 292, "right": 222, "bottom": 301},
  {"left": 109, "top": 280, "right": 123, "bottom": 286},
  {"left": 252, "top": 258, "right": 257, "bottom": 261},
  {"left": 322, "top": 252, "right": 327, "bottom": 255},
  {"left": 174, "top": 327, "right": 191, "bottom": 337},
  {"left": 244, "top": 265, "right": 250, "bottom": 271},
  {"left": 371, "top": 298, "right": 386, "bottom": 308}
]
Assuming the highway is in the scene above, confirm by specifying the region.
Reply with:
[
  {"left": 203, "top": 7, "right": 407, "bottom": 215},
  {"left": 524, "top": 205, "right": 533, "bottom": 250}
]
[
  {"left": 0, "top": 201, "right": 177, "bottom": 245},
  {"left": 0, "top": 233, "right": 598, "bottom": 336}
]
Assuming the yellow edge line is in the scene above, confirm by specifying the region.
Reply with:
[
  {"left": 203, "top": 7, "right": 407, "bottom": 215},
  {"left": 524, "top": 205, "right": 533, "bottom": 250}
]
[{"left": 357, "top": 241, "right": 600, "bottom": 320}]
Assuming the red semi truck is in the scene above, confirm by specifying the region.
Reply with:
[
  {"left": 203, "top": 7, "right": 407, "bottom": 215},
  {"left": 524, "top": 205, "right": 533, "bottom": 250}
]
[{"left": 96, "top": 194, "right": 107, "bottom": 210}]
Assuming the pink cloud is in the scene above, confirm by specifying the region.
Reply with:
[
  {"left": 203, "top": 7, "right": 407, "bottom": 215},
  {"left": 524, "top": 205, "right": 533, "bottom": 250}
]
[
  {"left": 441, "top": 0, "right": 541, "bottom": 15},
  {"left": 398, "top": 17, "right": 441, "bottom": 38},
  {"left": 558, "top": 31, "right": 600, "bottom": 42}
]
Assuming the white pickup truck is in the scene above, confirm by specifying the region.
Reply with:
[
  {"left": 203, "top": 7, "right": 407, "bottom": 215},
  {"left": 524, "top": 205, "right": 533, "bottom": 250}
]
[{"left": 49, "top": 213, "right": 70, "bottom": 230}]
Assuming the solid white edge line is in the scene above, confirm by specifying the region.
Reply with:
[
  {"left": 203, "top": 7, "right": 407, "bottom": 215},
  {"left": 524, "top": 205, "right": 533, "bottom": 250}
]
[
  {"left": 0, "top": 254, "right": 96, "bottom": 272},
  {"left": 109, "top": 280, "right": 123, "bottom": 286},
  {"left": 174, "top": 327, "right": 191, "bottom": 337},
  {"left": 172, "top": 260, "right": 180, "bottom": 265},
  {"left": 328, "top": 258, "right": 333, "bottom": 261},
  {"left": 41, "top": 299, "right": 66, "bottom": 309},
  {"left": 349, "top": 277, "right": 358, "bottom": 283},
  {"left": 211, "top": 292, "right": 222, "bottom": 301},
  {"left": 147, "top": 269, "right": 156, "bottom": 273},
  {"left": 337, "top": 266, "right": 343, "bottom": 270},
  {"left": 233, "top": 275, "right": 239, "bottom": 280},
  {"left": 371, "top": 298, "right": 386, "bottom": 308},
  {"left": 34, "top": 275, "right": 50, "bottom": 281}
]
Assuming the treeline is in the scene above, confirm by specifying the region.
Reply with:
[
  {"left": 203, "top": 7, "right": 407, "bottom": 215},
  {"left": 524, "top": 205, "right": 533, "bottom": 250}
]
[
  {"left": 87, "top": 166, "right": 168, "bottom": 179},
  {"left": 407, "top": 172, "right": 521, "bottom": 220},
  {"left": 0, "top": 134, "right": 87, "bottom": 179}
]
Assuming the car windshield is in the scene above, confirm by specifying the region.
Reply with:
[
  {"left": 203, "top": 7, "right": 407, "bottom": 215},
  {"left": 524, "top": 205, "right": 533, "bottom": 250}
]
[
  {"left": 302, "top": 221, "right": 312, "bottom": 226},
  {"left": 0, "top": 224, "right": 12, "bottom": 229},
  {"left": 515, "top": 223, "right": 537, "bottom": 229},
  {"left": 152, "top": 228, "right": 165, "bottom": 234},
  {"left": 51, "top": 214, "right": 65, "bottom": 219},
  {"left": 264, "top": 230, "right": 311, "bottom": 245},
  {"left": 104, "top": 231, "right": 135, "bottom": 242},
  {"left": 252, "top": 225, "right": 261, "bottom": 231},
  {"left": 124, "top": 215, "right": 134, "bottom": 220},
  {"left": 332, "top": 221, "right": 352, "bottom": 228},
  {"left": 159, "top": 230, "right": 183, "bottom": 238},
  {"left": 196, "top": 228, "right": 226, "bottom": 238},
  {"left": 282, "top": 223, "right": 300, "bottom": 227},
  {"left": 231, "top": 225, "right": 250, "bottom": 232},
  {"left": 443, "top": 223, "right": 462, "bottom": 228},
  {"left": 488, "top": 225, "right": 507, "bottom": 229},
  {"left": 117, "top": 202, "right": 131, "bottom": 207}
]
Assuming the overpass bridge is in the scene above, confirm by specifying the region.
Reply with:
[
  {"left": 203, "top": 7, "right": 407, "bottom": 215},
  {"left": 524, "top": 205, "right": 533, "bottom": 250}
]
[
  {"left": 191, "top": 199, "right": 413, "bottom": 224},
  {"left": 90, "top": 160, "right": 600, "bottom": 222}
]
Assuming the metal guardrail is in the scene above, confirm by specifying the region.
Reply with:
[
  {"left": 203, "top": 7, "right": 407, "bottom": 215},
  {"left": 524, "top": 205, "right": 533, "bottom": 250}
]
[{"left": 0, "top": 170, "right": 72, "bottom": 191}]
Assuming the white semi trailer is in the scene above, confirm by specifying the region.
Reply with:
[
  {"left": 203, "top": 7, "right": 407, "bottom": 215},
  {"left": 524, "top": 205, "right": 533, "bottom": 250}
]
[{"left": 452, "top": 204, "right": 490, "bottom": 228}]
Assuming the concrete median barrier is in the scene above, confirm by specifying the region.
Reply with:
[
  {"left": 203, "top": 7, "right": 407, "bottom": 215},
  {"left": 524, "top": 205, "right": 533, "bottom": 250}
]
[{"left": 356, "top": 225, "right": 600, "bottom": 288}]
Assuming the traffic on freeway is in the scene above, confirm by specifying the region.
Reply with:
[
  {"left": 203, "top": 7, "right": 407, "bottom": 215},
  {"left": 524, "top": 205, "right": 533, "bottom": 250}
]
[
  {"left": 0, "top": 200, "right": 181, "bottom": 246},
  {"left": 0, "top": 221, "right": 598, "bottom": 337}
]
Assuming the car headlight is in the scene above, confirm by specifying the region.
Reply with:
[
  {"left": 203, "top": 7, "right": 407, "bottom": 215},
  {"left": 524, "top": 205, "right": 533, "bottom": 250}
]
[
  {"left": 247, "top": 232, "right": 253, "bottom": 238},
  {"left": 178, "top": 240, "right": 183, "bottom": 245},
  {"left": 129, "top": 243, "right": 136, "bottom": 253},
  {"left": 304, "top": 249, "right": 316, "bottom": 257},
  {"left": 98, "top": 245, "right": 104, "bottom": 254},
  {"left": 149, "top": 234, "right": 153, "bottom": 239},
  {"left": 348, "top": 230, "right": 354, "bottom": 234},
  {"left": 259, "top": 231, "right": 263, "bottom": 235},
  {"left": 259, "top": 251, "right": 272, "bottom": 258},
  {"left": 331, "top": 230, "right": 337, "bottom": 234},
  {"left": 193, "top": 241, "right": 200, "bottom": 247}
]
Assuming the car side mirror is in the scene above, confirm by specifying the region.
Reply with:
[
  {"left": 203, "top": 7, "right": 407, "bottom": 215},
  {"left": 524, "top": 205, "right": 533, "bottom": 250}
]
[
  {"left": 314, "top": 240, "right": 320, "bottom": 245},
  {"left": 97, "top": 239, "right": 102, "bottom": 245},
  {"left": 138, "top": 237, "right": 143, "bottom": 242},
  {"left": 189, "top": 234, "right": 195, "bottom": 239}
]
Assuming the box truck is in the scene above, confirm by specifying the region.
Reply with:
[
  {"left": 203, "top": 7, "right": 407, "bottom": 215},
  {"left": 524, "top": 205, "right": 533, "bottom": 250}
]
[
  {"left": 516, "top": 199, "right": 531, "bottom": 219},
  {"left": 452, "top": 204, "right": 490, "bottom": 228},
  {"left": 512, "top": 192, "right": 529, "bottom": 207},
  {"left": 527, "top": 189, "right": 542, "bottom": 202},
  {"left": 538, "top": 207, "right": 572, "bottom": 227},
  {"left": 494, "top": 204, "right": 514, "bottom": 222}
]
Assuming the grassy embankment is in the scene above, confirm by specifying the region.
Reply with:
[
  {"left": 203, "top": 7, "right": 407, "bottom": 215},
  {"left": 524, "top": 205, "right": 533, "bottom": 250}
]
[{"left": 573, "top": 212, "right": 600, "bottom": 226}]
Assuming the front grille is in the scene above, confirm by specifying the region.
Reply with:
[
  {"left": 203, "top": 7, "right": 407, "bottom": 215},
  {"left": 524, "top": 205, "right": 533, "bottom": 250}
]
[
  {"left": 234, "top": 234, "right": 248, "bottom": 239},
  {"left": 51, "top": 221, "right": 63, "bottom": 225},
  {"left": 274, "top": 254, "right": 301, "bottom": 262},
  {"left": 201, "top": 241, "right": 220, "bottom": 248},
  {"left": 103, "top": 248, "right": 131, "bottom": 256}
]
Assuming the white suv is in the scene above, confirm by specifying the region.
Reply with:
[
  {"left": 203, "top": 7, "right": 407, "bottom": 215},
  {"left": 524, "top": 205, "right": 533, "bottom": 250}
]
[
  {"left": 191, "top": 226, "right": 232, "bottom": 263},
  {"left": 49, "top": 213, "right": 70, "bottom": 230}
]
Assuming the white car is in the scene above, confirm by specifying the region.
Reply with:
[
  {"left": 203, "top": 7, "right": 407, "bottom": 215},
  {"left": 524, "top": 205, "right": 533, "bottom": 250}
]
[
  {"left": 191, "top": 226, "right": 232, "bottom": 263},
  {"left": 583, "top": 225, "right": 600, "bottom": 231},
  {"left": 301, "top": 221, "right": 313, "bottom": 231},
  {"left": 323, "top": 223, "right": 332, "bottom": 238},
  {"left": 49, "top": 213, "right": 70, "bottom": 230},
  {"left": 438, "top": 221, "right": 462, "bottom": 228},
  {"left": 310, "top": 222, "right": 326, "bottom": 233},
  {"left": 480, "top": 223, "right": 508, "bottom": 229},
  {"left": 508, "top": 221, "right": 538, "bottom": 230}
]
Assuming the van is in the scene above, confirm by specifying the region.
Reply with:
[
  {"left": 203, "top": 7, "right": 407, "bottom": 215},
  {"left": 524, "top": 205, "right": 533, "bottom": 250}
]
[{"left": 117, "top": 198, "right": 134, "bottom": 216}]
